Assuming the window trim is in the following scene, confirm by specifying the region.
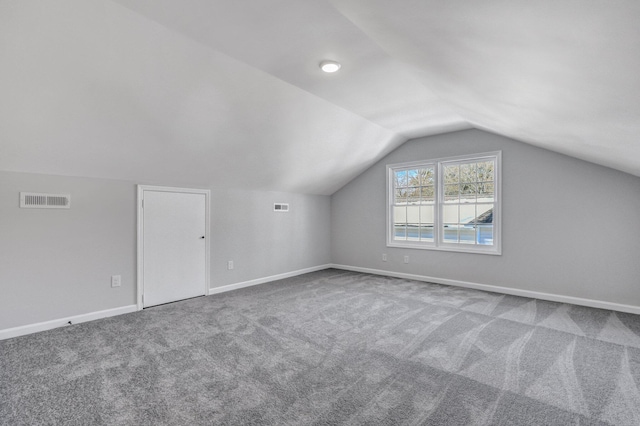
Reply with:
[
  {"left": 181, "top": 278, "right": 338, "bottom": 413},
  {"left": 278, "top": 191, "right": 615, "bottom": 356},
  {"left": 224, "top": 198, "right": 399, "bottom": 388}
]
[{"left": 386, "top": 151, "right": 502, "bottom": 255}]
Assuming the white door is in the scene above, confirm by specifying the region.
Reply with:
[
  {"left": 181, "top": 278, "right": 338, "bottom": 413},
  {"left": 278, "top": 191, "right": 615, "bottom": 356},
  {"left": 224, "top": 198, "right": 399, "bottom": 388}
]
[{"left": 141, "top": 188, "right": 208, "bottom": 307}]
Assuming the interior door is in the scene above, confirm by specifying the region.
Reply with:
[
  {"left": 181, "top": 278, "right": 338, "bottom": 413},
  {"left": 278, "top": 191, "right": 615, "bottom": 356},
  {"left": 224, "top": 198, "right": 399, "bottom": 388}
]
[{"left": 142, "top": 189, "right": 207, "bottom": 307}]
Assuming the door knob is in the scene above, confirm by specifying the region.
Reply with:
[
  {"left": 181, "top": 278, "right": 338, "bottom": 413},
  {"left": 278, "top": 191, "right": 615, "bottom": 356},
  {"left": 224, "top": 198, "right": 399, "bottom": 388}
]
[{"left": 200, "top": 236, "right": 205, "bottom": 239}]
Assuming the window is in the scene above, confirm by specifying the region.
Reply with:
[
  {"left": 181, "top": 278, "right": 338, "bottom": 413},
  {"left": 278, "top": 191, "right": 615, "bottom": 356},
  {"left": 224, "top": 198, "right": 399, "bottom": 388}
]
[{"left": 387, "top": 152, "right": 501, "bottom": 254}]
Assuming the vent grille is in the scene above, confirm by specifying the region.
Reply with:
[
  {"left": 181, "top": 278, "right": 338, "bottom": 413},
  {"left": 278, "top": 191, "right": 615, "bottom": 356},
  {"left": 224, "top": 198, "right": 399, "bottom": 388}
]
[
  {"left": 274, "top": 203, "right": 289, "bottom": 212},
  {"left": 20, "top": 192, "right": 71, "bottom": 209}
]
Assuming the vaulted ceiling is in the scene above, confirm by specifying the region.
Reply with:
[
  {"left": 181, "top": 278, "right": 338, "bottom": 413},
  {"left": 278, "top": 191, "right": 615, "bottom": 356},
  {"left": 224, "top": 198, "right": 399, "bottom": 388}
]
[{"left": 1, "top": 0, "right": 638, "bottom": 194}]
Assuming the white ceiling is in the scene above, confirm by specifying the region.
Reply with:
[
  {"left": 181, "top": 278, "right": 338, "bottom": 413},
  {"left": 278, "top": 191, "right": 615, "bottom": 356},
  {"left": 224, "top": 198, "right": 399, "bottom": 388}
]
[{"left": 1, "top": 0, "right": 638, "bottom": 194}]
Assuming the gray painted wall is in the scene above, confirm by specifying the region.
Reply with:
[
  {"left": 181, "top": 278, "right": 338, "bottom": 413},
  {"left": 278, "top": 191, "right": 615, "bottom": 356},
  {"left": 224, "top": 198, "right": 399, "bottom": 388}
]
[
  {"left": 0, "top": 172, "right": 136, "bottom": 330},
  {"left": 210, "top": 187, "right": 331, "bottom": 287},
  {"left": 331, "top": 129, "right": 640, "bottom": 307},
  {"left": 0, "top": 171, "right": 331, "bottom": 330}
]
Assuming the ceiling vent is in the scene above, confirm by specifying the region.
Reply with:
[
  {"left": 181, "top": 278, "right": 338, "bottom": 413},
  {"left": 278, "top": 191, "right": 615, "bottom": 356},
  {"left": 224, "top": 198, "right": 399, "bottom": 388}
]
[
  {"left": 20, "top": 192, "right": 71, "bottom": 209},
  {"left": 274, "top": 203, "right": 289, "bottom": 212}
]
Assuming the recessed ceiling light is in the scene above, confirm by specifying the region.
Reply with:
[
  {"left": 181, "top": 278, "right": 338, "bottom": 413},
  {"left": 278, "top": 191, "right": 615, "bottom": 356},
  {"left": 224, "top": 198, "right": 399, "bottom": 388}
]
[{"left": 319, "top": 60, "right": 341, "bottom": 73}]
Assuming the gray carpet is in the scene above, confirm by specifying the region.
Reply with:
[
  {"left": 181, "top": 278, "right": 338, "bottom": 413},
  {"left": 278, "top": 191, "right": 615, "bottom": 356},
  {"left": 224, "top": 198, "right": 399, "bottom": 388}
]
[{"left": 2, "top": 269, "right": 640, "bottom": 425}]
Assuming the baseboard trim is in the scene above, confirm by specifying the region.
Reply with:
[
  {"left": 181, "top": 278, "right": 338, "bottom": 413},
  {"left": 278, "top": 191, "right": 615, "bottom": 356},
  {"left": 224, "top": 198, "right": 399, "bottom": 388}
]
[
  {"left": 5, "top": 264, "right": 636, "bottom": 340},
  {"left": 330, "top": 264, "right": 640, "bottom": 315},
  {"left": 0, "top": 304, "right": 138, "bottom": 341},
  {"left": 209, "top": 264, "right": 332, "bottom": 296},
  {"left": 1, "top": 265, "right": 332, "bottom": 341}
]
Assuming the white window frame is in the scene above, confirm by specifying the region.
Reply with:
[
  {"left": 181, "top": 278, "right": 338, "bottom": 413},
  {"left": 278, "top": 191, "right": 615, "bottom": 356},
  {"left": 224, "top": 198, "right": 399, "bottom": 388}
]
[{"left": 386, "top": 151, "right": 502, "bottom": 255}]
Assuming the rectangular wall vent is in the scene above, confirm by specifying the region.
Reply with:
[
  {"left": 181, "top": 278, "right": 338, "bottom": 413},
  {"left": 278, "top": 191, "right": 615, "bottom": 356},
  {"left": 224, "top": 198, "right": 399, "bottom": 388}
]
[
  {"left": 20, "top": 192, "right": 71, "bottom": 209},
  {"left": 273, "top": 203, "right": 289, "bottom": 212}
]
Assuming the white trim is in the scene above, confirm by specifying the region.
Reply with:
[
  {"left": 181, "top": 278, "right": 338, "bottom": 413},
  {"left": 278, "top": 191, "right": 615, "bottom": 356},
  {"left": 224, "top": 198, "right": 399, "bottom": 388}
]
[
  {"left": 329, "top": 264, "right": 640, "bottom": 315},
  {"left": 0, "top": 305, "right": 137, "bottom": 341},
  {"left": 137, "top": 185, "right": 211, "bottom": 310},
  {"left": 209, "top": 264, "right": 331, "bottom": 295},
  {"left": 385, "top": 241, "right": 502, "bottom": 255},
  {"left": 137, "top": 187, "right": 143, "bottom": 309}
]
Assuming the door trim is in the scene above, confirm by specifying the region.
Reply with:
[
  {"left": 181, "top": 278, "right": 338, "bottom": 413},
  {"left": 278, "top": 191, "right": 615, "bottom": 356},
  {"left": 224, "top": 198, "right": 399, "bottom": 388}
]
[{"left": 136, "top": 185, "right": 211, "bottom": 310}]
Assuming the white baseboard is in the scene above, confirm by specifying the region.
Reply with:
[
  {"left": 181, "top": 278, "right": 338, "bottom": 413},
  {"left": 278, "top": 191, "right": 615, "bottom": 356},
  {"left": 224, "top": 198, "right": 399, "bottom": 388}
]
[
  {"left": 2, "top": 265, "right": 330, "bottom": 341},
  {"left": 209, "top": 264, "right": 332, "bottom": 296},
  {"left": 0, "top": 304, "right": 138, "bottom": 341},
  {"left": 330, "top": 264, "right": 640, "bottom": 315},
  {"left": 5, "top": 265, "right": 636, "bottom": 340}
]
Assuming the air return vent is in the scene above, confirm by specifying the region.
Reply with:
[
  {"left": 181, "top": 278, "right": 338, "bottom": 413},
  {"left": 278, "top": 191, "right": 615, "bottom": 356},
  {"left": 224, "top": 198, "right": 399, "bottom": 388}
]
[
  {"left": 20, "top": 192, "right": 71, "bottom": 209},
  {"left": 273, "top": 203, "right": 289, "bottom": 212}
]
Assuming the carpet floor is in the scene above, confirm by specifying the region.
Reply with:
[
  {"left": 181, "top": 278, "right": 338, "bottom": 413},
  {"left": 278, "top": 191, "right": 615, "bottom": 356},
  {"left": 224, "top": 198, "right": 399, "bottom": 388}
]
[{"left": 2, "top": 269, "right": 640, "bottom": 425}]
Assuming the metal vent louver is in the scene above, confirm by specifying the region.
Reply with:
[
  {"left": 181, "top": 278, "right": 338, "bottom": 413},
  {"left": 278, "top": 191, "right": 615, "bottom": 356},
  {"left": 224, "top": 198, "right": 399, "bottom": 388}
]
[
  {"left": 274, "top": 203, "right": 289, "bottom": 212},
  {"left": 20, "top": 192, "right": 71, "bottom": 209}
]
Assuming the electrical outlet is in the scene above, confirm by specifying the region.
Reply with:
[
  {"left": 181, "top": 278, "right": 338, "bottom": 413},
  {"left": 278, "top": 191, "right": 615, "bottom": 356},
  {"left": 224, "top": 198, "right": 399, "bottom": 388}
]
[
  {"left": 227, "top": 260, "right": 234, "bottom": 270},
  {"left": 382, "top": 253, "right": 387, "bottom": 262},
  {"left": 111, "top": 275, "right": 121, "bottom": 288},
  {"left": 403, "top": 255, "right": 409, "bottom": 264}
]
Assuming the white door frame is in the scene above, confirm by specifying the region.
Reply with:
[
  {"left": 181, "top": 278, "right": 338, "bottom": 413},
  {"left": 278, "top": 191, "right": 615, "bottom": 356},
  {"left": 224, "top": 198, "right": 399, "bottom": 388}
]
[{"left": 136, "top": 185, "right": 211, "bottom": 310}]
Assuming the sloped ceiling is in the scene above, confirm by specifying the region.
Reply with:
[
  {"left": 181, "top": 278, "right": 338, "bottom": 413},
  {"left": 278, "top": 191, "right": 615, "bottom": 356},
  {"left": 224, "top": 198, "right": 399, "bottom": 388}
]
[{"left": 1, "top": 0, "right": 638, "bottom": 194}]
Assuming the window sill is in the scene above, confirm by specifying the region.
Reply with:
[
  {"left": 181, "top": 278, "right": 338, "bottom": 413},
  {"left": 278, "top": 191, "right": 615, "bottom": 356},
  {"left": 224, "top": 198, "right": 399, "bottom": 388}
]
[{"left": 386, "top": 241, "right": 502, "bottom": 256}]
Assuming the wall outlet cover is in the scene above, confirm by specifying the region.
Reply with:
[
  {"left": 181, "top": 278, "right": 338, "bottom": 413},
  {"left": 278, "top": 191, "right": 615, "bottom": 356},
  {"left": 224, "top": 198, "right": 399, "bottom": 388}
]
[{"left": 111, "top": 275, "right": 121, "bottom": 288}]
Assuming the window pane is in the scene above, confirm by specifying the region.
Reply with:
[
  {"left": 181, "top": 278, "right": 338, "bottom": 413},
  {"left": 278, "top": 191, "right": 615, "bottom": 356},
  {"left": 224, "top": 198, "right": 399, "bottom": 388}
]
[
  {"left": 443, "top": 164, "right": 459, "bottom": 184},
  {"left": 406, "top": 206, "right": 420, "bottom": 227},
  {"left": 460, "top": 163, "right": 477, "bottom": 183},
  {"left": 460, "top": 183, "right": 476, "bottom": 203},
  {"left": 393, "top": 206, "right": 407, "bottom": 223},
  {"left": 444, "top": 184, "right": 459, "bottom": 203},
  {"left": 460, "top": 225, "right": 476, "bottom": 244},
  {"left": 420, "top": 168, "right": 434, "bottom": 186},
  {"left": 477, "top": 182, "right": 494, "bottom": 202},
  {"left": 407, "top": 224, "right": 420, "bottom": 241},
  {"left": 477, "top": 224, "right": 494, "bottom": 245},
  {"left": 395, "top": 188, "right": 407, "bottom": 204},
  {"left": 406, "top": 206, "right": 420, "bottom": 240},
  {"left": 407, "top": 187, "right": 420, "bottom": 204},
  {"left": 420, "top": 206, "right": 434, "bottom": 223},
  {"left": 394, "top": 225, "right": 407, "bottom": 240},
  {"left": 407, "top": 169, "right": 419, "bottom": 187},
  {"left": 420, "top": 186, "right": 434, "bottom": 203},
  {"left": 443, "top": 225, "right": 458, "bottom": 242},
  {"left": 459, "top": 204, "right": 476, "bottom": 225},
  {"left": 477, "top": 161, "right": 494, "bottom": 182},
  {"left": 476, "top": 204, "right": 494, "bottom": 224},
  {"left": 420, "top": 224, "right": 434, "bottom": 241},
  {"left": 395, "top": 170, "right": 408, "bottom": 187},
  {"left": 443, "top": 205, "right": 458, "bottom": 223}
]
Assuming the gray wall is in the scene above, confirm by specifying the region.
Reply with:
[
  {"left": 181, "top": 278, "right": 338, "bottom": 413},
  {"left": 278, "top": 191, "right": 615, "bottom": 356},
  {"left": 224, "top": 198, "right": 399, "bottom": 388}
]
[
  {"left": 0, "top": 171, "right": 331, "bottom": 330},
  {"left": 0, "top": 172, "right": 136, "bottom": 330},
  {"left": 331, "top": 129, "right": 640, "bottom": 307},
  {"left": 210, "top": 187, "right": 331, "bottom": 287}
]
